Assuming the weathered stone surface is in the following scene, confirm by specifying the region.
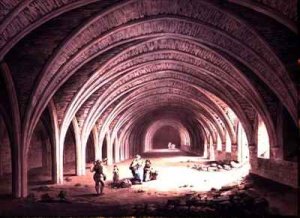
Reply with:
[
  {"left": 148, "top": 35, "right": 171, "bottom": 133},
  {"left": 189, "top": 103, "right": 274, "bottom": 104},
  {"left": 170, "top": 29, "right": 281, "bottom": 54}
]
[{"left": 0, "top": 0, "right": 297, "bottom": 201}]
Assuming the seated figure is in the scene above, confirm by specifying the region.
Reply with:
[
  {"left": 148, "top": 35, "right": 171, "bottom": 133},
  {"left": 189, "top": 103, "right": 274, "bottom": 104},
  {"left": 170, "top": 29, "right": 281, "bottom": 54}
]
[{"left": 150, "top": 169, "right": 158, "bottom": 180}]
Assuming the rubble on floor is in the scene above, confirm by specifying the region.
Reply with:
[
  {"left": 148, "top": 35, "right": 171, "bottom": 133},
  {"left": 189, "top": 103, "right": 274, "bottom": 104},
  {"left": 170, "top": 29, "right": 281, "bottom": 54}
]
[
  {"left": 125, "top": 177, "right": 271, "bottom": 216},
  {"left": 191, "top": 160, "right": 242, "bottom": 172}
]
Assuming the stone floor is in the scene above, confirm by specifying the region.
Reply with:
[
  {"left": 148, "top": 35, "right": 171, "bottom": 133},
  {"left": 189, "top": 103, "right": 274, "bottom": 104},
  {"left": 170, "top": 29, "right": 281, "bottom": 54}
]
[{"left": 0, "top": 149, "right": 298, "bottom": 216}]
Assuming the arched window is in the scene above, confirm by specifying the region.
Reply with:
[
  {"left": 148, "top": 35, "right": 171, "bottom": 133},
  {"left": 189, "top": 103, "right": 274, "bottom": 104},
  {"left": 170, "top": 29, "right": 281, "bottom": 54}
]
[
  {"left": 257, "top": 116, "right": 270, "bottom": 159},
  {"left": 217, "top": 134, "right": 222, "bottom": 151},
  {"left": 225, "top": 131, "right": 231, "bottom": 152},
  {"left": 237, "top": 122, "right": 249, "bottom": 163}
]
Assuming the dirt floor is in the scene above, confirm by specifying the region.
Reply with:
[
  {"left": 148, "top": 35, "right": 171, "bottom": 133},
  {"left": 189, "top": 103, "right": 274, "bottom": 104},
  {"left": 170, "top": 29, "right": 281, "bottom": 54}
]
[{"left": 0, "top": 149, "right": 298, "bottom": 216}]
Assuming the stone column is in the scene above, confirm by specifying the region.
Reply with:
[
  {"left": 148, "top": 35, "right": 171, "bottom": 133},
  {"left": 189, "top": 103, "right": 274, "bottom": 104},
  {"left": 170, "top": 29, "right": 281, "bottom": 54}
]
[
  {"left": 209, "top": 143, "right": 215, "bottom": 161},
  {"left": 231, "top": 143, "right": 238, "bottom": 161},
  {"left": 114, "top": 142, "right": 120, "bottom": 163},
  {"left": 203, "top": 142, "right": 208, "bottom": 158},
  {"left": 248, "top": 144, "right": 257, "bottom": 172},
  {"left": 221, "top": 143, "right": 226, "bottom": 160},
  {"left": 212, "top": 144, "right": 218, "bottom": 160}
]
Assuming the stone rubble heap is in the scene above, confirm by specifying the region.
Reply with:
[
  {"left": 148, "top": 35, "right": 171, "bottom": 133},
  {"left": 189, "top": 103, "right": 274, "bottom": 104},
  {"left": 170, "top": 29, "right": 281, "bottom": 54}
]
[
  {"left": 191, "top": 160, "right": 242, "bottom": 172},
  {"left": 130, "top": 178, "right": 271, "bottom": 217}
]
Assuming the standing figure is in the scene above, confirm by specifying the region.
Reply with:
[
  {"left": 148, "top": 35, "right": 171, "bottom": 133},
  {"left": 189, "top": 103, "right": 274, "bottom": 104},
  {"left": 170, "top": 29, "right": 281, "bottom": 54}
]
[
  {"left": 112, "top": 165, "right": 120, "bottom": 185},
  {"left": 91, "top": 160, "right": 106, "bottom": 195},
  {"left": 143, "top": 159, "right": 152, "bottom": 182},
  {"left": 129, "top": 154, "right": 143, "bottom": 184}
]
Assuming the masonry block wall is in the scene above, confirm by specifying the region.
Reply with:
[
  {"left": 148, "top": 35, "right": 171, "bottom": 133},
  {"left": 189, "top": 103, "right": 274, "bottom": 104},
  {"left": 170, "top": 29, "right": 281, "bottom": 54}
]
[
  {"left": 252, "top": 158, "right": 298, "bottom": 188},
  {"left": 0, "top": 135, "right": 11, "bottom": 176},
  {"left": 0, "top": 116, "right": 11, "bottom": 176},
  {"left": 28, "top": 134, "right": 44, "bottom": 170}
]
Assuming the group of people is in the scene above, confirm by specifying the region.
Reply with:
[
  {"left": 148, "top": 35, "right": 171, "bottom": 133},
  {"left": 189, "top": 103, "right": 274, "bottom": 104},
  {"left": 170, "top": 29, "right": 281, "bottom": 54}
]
[
  {"left": 90, "top": 154, "right": 158, "bottom": 195},
  {"left": 168, "top": 142, "right": 176, "bottom": 149},
  {"left": 129, "top": 154, "right": 158, "bottom": 184}
]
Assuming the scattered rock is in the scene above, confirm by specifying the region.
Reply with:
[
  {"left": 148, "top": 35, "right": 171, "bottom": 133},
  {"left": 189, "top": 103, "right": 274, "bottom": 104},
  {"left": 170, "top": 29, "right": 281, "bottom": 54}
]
[
  {"left": 220, "top": 190, "right": 234, "bottom": 196},
  {"left": 162, "top": 180, "right": 271, "bottom": 217},
  {"left": 166, "top": 199, "right": 180, "bottom": 207},
  {"left": 136, "top": 189, "right": 145, "bottom": 193},
  {"left": 217, "top": 165, "right": 223, "bottom": 169},
  {"left": 191, "top": 160, "right": 240, "bottom": 173},
  {"left": 223, "top": 165, "right": 232, "bottom": 170},
  {"left": 74, "top": 183, "right": 81, "bottom": 187},
  {"left": 245, "top": 188, "right": 260, "bottom": 198},
  {"left": 220, "top": 185, "right": 233, "bottom": 191},
  {"left": 230, "top": 161, "right": 240, "bottom": 168},
  {"left": 254, "top": 197, "right": 269, "bottom": 209}
]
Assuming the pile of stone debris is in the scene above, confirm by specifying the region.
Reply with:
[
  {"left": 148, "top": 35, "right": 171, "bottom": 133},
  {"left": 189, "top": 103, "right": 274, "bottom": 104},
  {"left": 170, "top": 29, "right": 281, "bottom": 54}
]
[
  {"left": 191, "top": 160, "right": 242, "bottom": 172},
  {"left": 129, "top": 178, "right": 271, "bottom": 217}
]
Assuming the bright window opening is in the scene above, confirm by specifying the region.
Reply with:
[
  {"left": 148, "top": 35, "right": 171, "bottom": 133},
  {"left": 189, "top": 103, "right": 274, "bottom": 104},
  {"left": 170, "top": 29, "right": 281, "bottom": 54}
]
[
  {"left": 237, "top": 123, "right": 249, "bottom": 163},
  {"left": 257, "top": 116, "right": 270, "bottom": 159},
  {"left": 225, "top": 131, "right": 231, "bottom": 152},
  {"left": 217, "top": 134, "right": 222, "bottom": 151}
]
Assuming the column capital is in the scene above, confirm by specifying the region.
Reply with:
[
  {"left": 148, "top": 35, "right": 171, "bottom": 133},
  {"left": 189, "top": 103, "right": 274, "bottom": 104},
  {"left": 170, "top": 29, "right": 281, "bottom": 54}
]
[{"left": 270, "top": 147, "right": 282, "bottom": 160}]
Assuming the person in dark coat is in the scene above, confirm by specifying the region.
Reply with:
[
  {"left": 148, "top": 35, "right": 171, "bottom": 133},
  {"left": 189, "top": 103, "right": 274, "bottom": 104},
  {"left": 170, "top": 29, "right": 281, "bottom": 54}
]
[{"left": 91, "top": 160, "right": 106, "bottom": 195}]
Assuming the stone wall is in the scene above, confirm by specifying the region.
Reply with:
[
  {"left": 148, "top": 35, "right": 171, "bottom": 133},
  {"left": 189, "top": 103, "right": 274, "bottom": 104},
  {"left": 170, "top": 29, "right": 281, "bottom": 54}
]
[
  {"left": 64, "top": 127, "right": 76, "bottom": 164},
  {"left": 181, "top": 145, "right": 202, "bottom": 156},
  {"left": 252, "top": 158, "right": 298, "bottom": 188},
  {"left": 27, "top": 134, "right": 43, "bottom": 170},
  {"left": 0, "top": 134, "right": 11, "bottom": 175},
  {"left": 152, "top": 126, "right": 181, "bottom": 149}
]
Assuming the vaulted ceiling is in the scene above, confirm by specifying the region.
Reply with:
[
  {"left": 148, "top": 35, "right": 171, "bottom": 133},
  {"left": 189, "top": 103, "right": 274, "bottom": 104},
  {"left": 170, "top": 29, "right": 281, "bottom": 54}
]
[{"left": 0, "top": 0, "right": 298, "bottom": 154}]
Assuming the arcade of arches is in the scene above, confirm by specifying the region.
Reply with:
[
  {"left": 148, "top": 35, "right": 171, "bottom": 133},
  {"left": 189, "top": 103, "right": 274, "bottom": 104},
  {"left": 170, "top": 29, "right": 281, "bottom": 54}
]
[{"left": 0, "top": 0, "right": 298, "bottom": 216}]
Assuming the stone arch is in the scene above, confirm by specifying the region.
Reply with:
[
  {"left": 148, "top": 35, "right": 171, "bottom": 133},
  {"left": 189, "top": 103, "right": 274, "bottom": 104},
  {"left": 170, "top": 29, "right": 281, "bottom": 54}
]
[
  {"left": 21, "top": 2, "right": 296, "bottom": 173},
  {"left": 85, "top": 132, "right": 95, "bottom": 165},
  {"left": 257, "top": 115, "right": 270, "bottom": 159},
  {"left": 144, "top": 119, "right": 191, "bottom": 152},
  {"left": 101, "top": 135, "right": 108, "bottom": 162},
  {"left": 27, "top": 118, "right": 52, "bottom": 186},
  {"left": 0, "top": 0, "right": 101, "bottom": 60},
  {"left": 61, "top": 119, "right": 78, "bottom": 178},
  {"left": 0, "top": 63, "right": 22, "bottom": 197}
]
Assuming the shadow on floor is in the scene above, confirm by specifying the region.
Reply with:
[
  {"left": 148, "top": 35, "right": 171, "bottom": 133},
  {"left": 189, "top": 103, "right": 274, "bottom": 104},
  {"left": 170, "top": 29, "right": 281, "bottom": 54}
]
[
  {"left": 0, "top": 194, "right": 12, "bottom": 200},
  {"left": 142, "top": 149, "right": 199, "bottom": 158},
  {"left": 73, "top": 193, "right": 99, "bottom": 198},
  {"left": 28, "top": 180, "right": 53, "bottom": 186},
  {"left": 64, "top": 173, "right": 76, "bottom": 177}
]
